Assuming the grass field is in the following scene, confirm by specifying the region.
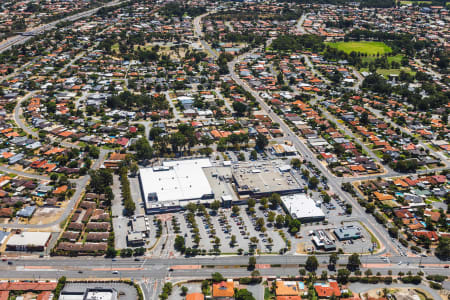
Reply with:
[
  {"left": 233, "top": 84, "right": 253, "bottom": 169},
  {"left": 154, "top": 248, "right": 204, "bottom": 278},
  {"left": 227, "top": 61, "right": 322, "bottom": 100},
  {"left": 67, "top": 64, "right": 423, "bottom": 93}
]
[
  {"left": 361, "top": 54, "right": 404, "bottom": 64},
  {"left": 111, "top": 43, "right": 119, "bottom": 54},
  {"left": 327, "top": 41, "right": 392, "bottom": 56}
]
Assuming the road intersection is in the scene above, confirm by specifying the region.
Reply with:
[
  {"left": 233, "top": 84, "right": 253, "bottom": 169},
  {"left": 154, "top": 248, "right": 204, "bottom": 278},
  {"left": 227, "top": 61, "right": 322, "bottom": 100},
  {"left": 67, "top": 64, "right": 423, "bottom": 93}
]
[{"left": 0, "top": 10, "right": 447, "bottom": 300}]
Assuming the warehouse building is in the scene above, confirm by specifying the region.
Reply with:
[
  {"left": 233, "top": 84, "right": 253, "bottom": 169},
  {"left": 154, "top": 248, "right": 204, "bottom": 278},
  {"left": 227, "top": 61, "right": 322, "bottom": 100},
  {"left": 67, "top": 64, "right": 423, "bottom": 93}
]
[
  {"left": 139, "top": 158, "right": 214, "bottom": 214},
  {"left": 281, "top": 194, "right": 325, "bottom": 222},
  {"left": 334, "top": 225, "right": 362, "bottom": 241},
  {"left": 6, "top": 232, "right": 52, "bottom": 252}
]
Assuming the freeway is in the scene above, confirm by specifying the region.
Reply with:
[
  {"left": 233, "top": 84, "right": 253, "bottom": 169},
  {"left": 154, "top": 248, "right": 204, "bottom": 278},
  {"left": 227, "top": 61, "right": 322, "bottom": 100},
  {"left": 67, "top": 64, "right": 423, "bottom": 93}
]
[{"left": 0, "top": 0, "right": 125, "bottom": 54}]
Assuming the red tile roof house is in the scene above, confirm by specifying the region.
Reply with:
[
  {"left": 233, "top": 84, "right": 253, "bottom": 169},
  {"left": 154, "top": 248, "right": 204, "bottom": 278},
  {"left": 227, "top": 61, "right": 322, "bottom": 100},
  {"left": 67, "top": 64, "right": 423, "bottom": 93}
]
[
  {"left": 0, "top": 282, "right": 57, "bottom": 291},
  {"left": 0, "top": 291, "right": 8, "bottom": 300},
  {"left": 212, "top": 279, "right": 235, "bottom": 299},
  {"left": 413, "top": 231, "right": 439, "bottom": 242},
  {"left": 314, "top": 280, "right": 341, "bottom": 298}
]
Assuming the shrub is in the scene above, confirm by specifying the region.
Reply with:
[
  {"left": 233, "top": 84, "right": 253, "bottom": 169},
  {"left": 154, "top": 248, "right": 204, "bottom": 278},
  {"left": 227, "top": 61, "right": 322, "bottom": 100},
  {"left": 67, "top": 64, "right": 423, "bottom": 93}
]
[
  {"left": 429, "top": 282, "right": 442, "bottom": 290},
  {"left": 426, "top": 275, "right": 447, "bottom": 282}
]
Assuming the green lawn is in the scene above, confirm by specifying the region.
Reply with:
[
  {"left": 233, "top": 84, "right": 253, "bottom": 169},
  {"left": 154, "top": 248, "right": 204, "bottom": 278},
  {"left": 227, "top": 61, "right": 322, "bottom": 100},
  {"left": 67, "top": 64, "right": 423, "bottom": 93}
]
[
  {"left": 327, "top": 41, "right": 392, "bottom": 56},
  {"left": 361, "top": 54, "right": 405, "bottom": 64},
  {"left": 111, "top": 43, "right": 119, "bottom": 53}
]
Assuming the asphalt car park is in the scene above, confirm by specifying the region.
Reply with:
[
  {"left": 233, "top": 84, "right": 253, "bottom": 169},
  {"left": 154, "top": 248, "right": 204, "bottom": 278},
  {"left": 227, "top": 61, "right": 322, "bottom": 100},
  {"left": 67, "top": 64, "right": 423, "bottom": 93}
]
[{"left": 168, "top": 206, "right": 289, "bottom": 255}]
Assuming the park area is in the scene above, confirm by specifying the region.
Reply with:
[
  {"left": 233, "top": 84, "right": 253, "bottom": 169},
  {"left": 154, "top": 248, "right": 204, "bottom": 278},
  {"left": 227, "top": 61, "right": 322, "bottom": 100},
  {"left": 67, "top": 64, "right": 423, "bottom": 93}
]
[{"left": 327, "top": 41, "right": 392, "bottom": 56}]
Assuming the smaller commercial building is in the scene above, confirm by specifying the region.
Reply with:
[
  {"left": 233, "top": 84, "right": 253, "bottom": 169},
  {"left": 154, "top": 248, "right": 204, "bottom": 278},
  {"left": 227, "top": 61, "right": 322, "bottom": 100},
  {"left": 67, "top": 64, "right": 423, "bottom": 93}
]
[
  {"left": 312, "top": 229, "right": 336, "bottom": 251},
  {"left": 281, "top": 194, "right": 325, "bottom": 222},
  {"left": 128, "top": 215, "right": 149, "bottom": 245},
  {"left": 334, "top": 225, "right": 362, "bottom": 241},
  {"left": 131, "top": 215, "right": 150, "bottom": 236},
  {"left": 127, "top": 232, "right": 145, "bottom": 246},
  {"left": 271, "top": 143, "right": 297, "bottom": 156},
  {"left": 6, "top": 232, "right": 51, "bottom": 252},
  {"left": 60, "top": 287, "right": 117, "bottom": 300}
]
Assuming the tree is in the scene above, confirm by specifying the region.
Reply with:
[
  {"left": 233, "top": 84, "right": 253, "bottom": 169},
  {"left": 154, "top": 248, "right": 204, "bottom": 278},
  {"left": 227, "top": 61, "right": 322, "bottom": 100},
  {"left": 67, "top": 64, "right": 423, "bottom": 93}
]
[
  {"left": 256, "top": 218, "right": 265, "bottom": 229},
  {"left": 130, "top": 163, "right": 139, "bottom": 177},
  {"left": 181, "top": 286, "right": 188, "bottom": 296},
  {"left": 186, "top": 203, "right": 197, "bottom": 213},
  {"left": 214, "top": 237, "right": 221, "bottom": 248},
  {"left": 435, "top": 237, "right": 450, "bottom": 260},
  {"left": 89, "top": 169, "right": 113, "bottom": 194},
  {"left": 337, "top": 269, "right": 351, "bottom": 284},
  {"left": 232, "top": 205, "right": 240, "bottom": 215},
  {"left": 174, "top": 235, "right": 186, "bottom": 253},
  {"left": 238, "top": 152, "right": 245, "bottom": 161},
  {"left": 291, "top": 158, "right": 301, "bottom": 169},
  {"left": 235, "top": 289, "right": 256, "bottom": 300},
  {"left": 267, "top": 211, "right": 275, "bottom": 223},
  {"left": 250, "top": 150, "right": 257, "bottom": 160},
  {"left": 210, "top": 200, "right": 220, "bottom": 213},
  {"left": 149, "top": 127, "right": 163, "bottom": 140},
  {"left": 288, "top": 218, "right": 301, "bottom": 234},
  {"left": 233, "top": 101, "right": 248, "bottom": 116},
  {"left": 305, "top": 255, "right": 318, "bottom": 273},
  {"left": 347, "top": 253, "right": 361, "bottom": 271},
  {"left": 247, "top": 198, "right": 256, "bottom": 209},
  {"left": 106, "top": 246, "right": 116, "bottom": 258},
  {"left": 230, "top": 235, "right": 237, "bottom": 247},
  {"left": 255, "top": 133, "right": 268, "bottom": 150},
  {"left": 329, "top": 253, "right": 338, "bottom": 266},
  {"left": 269, "top": 193, "right": 281, "bottom": 209},
  {"left": 275, "top": 214, "right": 285, "bottom": 228},
  {"left": 134, "top": 137, "right": 153, "bottom": 160},
  {"left": 360, "top": 111, "right": 369, "bottom": 125},
  {"left": 309, "top": 176, "right": 319, "bottom": 189},
  {"left": 248, "top": 256, "right": 256, "bottom": 270},
  {"left": 211, "top": 272, "right": 224, "bottom": 283},
  {"left": 388, "top": 227, "right": 399, "bottom": 238}
]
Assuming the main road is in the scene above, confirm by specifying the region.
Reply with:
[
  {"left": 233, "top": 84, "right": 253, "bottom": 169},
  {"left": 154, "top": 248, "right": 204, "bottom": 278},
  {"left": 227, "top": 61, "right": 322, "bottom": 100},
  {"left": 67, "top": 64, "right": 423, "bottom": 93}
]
[
  {"left": 0, "top": 255, "right": 448, "bottom": 281},
  {"left": 0, "top": 0, "right": 125, "bottom": 54}
]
